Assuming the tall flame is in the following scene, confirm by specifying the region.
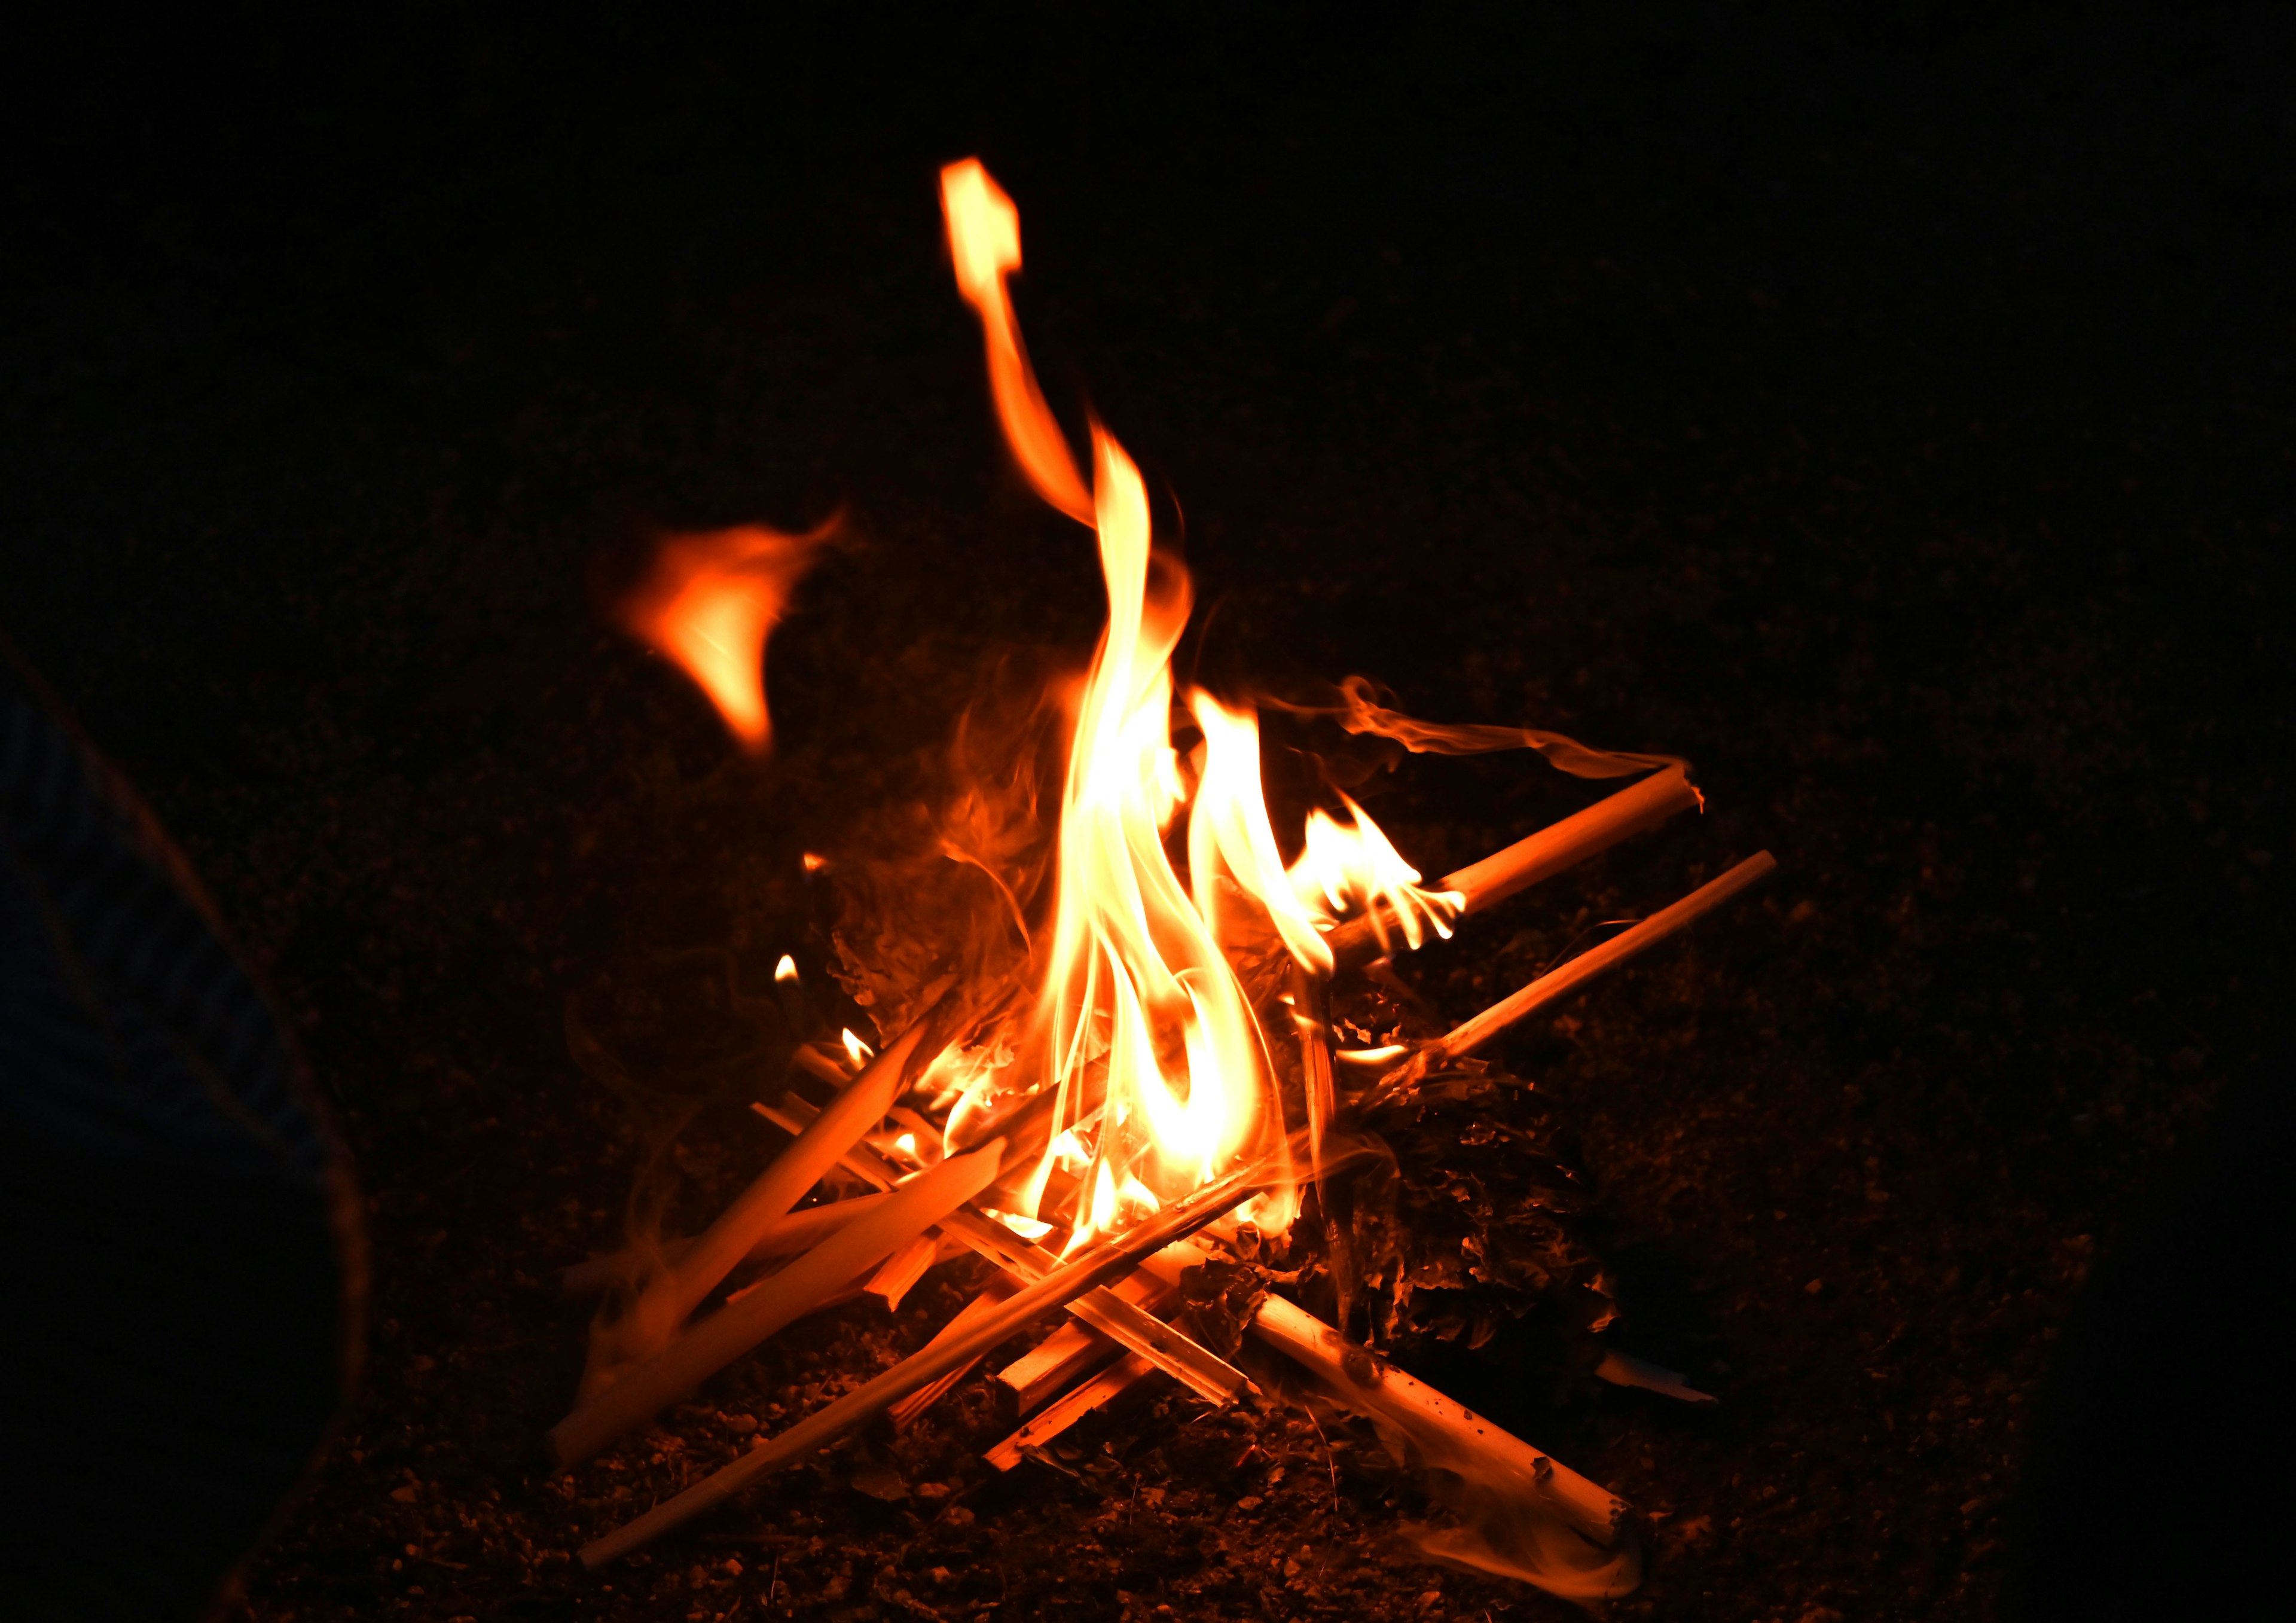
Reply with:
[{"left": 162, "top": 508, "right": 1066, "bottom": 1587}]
[
  {"left": 942, "top": 158, "right": 1456, "bottom": 1242},
  {"left": 618, "top": 522, "right": 830, "bottom": 752},
  {"left": 940, "top": 159, "right": 1094, "bottom": 524}
]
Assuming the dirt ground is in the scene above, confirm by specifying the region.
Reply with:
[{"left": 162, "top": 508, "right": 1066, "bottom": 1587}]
[{"left": 5, "top": 8, "right": 2291, "bottom": 1620}]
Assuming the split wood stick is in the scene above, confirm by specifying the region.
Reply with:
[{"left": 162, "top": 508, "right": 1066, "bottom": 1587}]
[
  {"left": 862, "top": 1234, "right": 941, "bottom": 1312},
  {"left": 551, "top": 1140, "right": 1002, "bottom": 1466},
  {"left": 1324, "top": 764, "right": 1700, "bottom": 967},
  {"left": 758, "top": 1096, "right": 1252, "bottom": 1405},
  {"left": 887, "top": 1279, "right": 1016, "bottom": 1431},
  {"left": 996, "top": 1274, "right": 1173, "bottom": 1413},
  {"left": 1406, "top": 852, "right": 1775, "bottom": 1075},
  {"left": 560, "top": 1194, "right": 892, "bottom": 1299},
  {"left": 1250, "top": 1294, "right": 1630, "bottom": 1551},
  {"left": 627, "top": 1017, "right": 932, "bottom": 1352},
  {"left": 984, "top": 1352, "right": 1158, "bottom": 1471},
  {"left": 579, "top": 1157, "right": 1270, "bottom": 1566}
]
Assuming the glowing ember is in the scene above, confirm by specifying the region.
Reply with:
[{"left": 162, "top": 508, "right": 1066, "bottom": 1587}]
[{"left": 618, "top": 521, "right": 831, "bottom": 751}]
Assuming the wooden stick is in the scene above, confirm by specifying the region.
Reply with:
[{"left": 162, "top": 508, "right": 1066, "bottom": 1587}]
[
  {"left": 578, "top": 1157, "right": 1270, "bottom": 1565},
  {"left": 559, "top": 1194, "right": 892, "bottom": 1299},
  {"left": 862, "top": 1234, "right": 941, "bottom": 1312},
  {"left": 887, "top": 1279, "right": 1016, "bottom": 1431},
  {"left": 759, "top": 1096, "right": 1253, "bottom": 1404},
  {"left": 1250, "top": 1295, "right": 1631, "bottom": 1552},
  {"left": 1415, "top": 852, "right": 1775, "bottom": 1069},
  {"left": 995, "top": 1274, "right": 1171, "bottom": 1413},
  {"left": 550, "top": 1140, "right": 1003, "bottom": 1466},
  {"left": 984, "top": 1353, "right": 1158, "bottom": 1471},
  {"left": 617, "top": 1016, "right": 933, "bottom": 1359},
  {"left": 1324, "top": 765, "right": 1699, "bottom": 968}
]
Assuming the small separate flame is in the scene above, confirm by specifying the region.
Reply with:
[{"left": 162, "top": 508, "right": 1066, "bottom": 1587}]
[
  {"left": 773, "top": 954, "right": 799, "bottom": 983},
  {"left": 840, "top": 1029, "right": 875, "bottom": 1070},
  {"left": 619, "top": 522, "right": 831, "bottom": 752}
]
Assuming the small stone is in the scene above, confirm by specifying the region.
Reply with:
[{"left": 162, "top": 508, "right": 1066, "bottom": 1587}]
[
  {"left": 1235, "top": 1495, "right": 1263, "bottom": 1511},
  {"left": 1804, "top": 1278, "right": 1825, "bottom": 1295},
  {"left": 726, "top": 1413, "right": 758, "bottom": 1436},
  {"left": 720, "top": 1558, "right": 743, "bottom": 1578},
  {"left": 945, "top": 1506, "right": 975, "bottom": 1527},
  {"left": 688, "top": 1564, "right": 709, "bottom": 1588},
  {"left": 390, "top": 1484, "right": 418, "bottom": 1503}
]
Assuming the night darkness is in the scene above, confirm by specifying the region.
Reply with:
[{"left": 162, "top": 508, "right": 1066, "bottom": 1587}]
[{"left": 4, "top": 6, "right": 2290, "bottom": 1621}]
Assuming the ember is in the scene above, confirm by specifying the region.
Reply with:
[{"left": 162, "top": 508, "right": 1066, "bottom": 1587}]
[{"left": 554, "top": 158, "right": 1772, "bottom": 1604}]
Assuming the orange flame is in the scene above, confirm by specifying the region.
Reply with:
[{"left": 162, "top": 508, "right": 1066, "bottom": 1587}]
[
  {"left": 1290, "top": 792, "right": 1463, "bottom": 953},
  {"left": 939, "top": 159, "right": 1094, "bottom": 524},
  {"left": 618, "top": 521, "right": 830, "bottom": 752},
  {"left": 942, "top": 160, "right": 1457, "bottom": 1245}
]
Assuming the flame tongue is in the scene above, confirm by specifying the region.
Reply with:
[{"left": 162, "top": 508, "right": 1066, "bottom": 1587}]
[
  {"left": 940, "top": 159, "right": 1094, "bottom": 524},
  {"left": 941, "top": 158, "right": 1466, "bottom": 1244},
  {"left": 1025, "top": 429, "right": 1275, "bottom": 1239}
]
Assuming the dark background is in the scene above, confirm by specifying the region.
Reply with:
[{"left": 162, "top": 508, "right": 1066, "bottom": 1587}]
[{"left": 5, "top": 5, "right": 2290, "bottom": 1620}]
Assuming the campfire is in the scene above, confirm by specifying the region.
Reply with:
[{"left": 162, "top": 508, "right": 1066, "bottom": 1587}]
[{"left": 552, "top": 157, "right": 1772, "bottom": 1606}]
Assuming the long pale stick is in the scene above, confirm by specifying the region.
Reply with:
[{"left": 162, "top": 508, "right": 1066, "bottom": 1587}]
[
  {"left": 1324, "top": 765, "right": 1699, "bottom": 968},
  {"left": 551, "top": 1140, "right": 1002, "bottom": 1465},
  {"left": 1250, "top": 1295, "right": 1634, "bottom": 1558},
  {"left": 608, "top": 1017, "right": 932, "bottom": 1366},
  {"left": 560, "top": 1194, "right": 891, "bottom": 1299},
  {"left": 1417, "top": 851, "right": 1773, "bottom": 1067},
  {"left": 578, "top": 1160, "right": 1269, "bottom": 1566}
]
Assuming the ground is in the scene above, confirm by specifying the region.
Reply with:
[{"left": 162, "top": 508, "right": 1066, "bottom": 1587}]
[{"left": 4, "top": 7, "right": 2291, "bottom": 1621}]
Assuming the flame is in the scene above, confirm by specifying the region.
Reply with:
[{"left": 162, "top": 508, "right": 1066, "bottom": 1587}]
[
  {"left": 773, "top": 954, "right": 799, "bottom": 983},
  {"left": 939, "top": 159, "right": 1094, "bottom": 524},
  {"left": 840, "top": 1028, "right": 875, "bottom": 1070},
  {"left": 618, "top": 521, "right": 831, "bottom": 752},
  {"left": 1289, "top": 792, "right": 1463, "bottom": 953},
  {"left": 941, "top": 160, "right": 1459, "bottom": 1246}
]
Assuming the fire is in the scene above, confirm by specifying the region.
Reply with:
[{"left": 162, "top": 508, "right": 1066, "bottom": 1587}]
[
  {"left": 618, "top": 521, "right": 831, "bottom": 751},
  {"left": 1290, "top": 792, "right": 1463, "bottom": 953},
  {"left": 939, "top": 160, "right": 1455, "bottom": 1246},
  {"left": 939, "top": 158, "right": 1094, "bottom": 524}
]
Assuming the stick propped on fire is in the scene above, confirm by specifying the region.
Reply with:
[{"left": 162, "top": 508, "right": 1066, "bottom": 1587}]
[{"left": 555, "top": 156, "right": 1773, "bottom": 1606}]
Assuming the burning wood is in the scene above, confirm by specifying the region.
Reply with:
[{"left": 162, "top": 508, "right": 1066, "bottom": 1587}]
[
  {"left": 552, "top": 155, "right": 1775, "bottom": 1607},
  {"left": 1321, "top": 762, "right": 1703, "bottom": 968},
  {"left": 1369, "top": 851, "right": 1778, "bottom": 1102}
]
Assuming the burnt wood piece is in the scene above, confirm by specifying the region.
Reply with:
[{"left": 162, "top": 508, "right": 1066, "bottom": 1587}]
[{"left": 1323, "top": 765, "right": 1699, "bottom": 969}]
